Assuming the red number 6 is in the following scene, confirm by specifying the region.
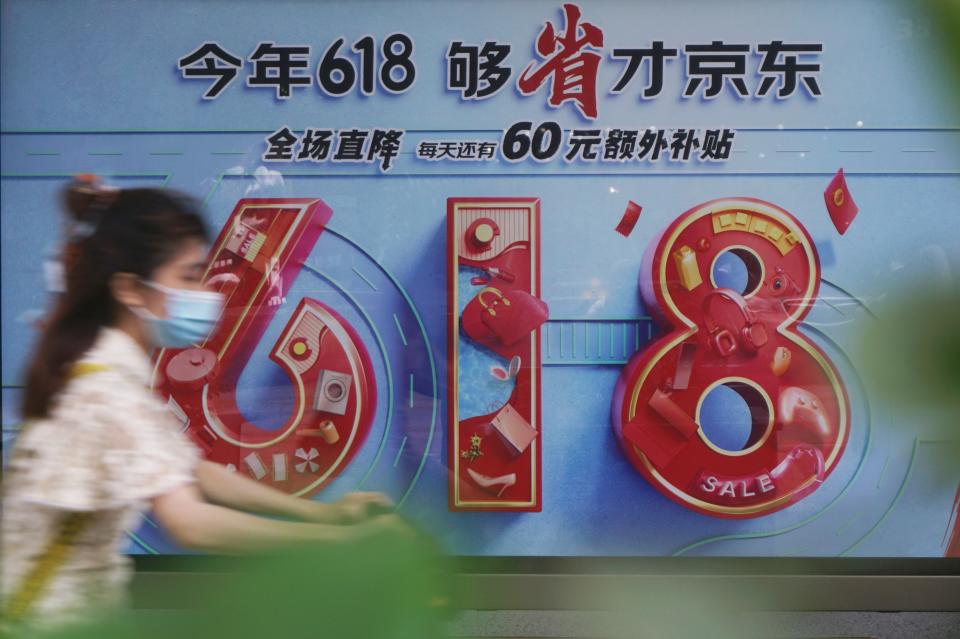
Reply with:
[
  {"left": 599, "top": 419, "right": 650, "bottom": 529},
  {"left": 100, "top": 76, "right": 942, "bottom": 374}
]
[{"left": 153, "top": 199, "right": 377, "bottom": 497}]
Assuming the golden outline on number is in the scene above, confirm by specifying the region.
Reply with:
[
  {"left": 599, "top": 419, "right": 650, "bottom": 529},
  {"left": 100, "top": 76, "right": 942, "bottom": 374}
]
[
  {"left": 150, "top": 201, "right": 317, "bottom": 384},
  {"left": 200, "top": 302, "right": 364, "bottom": 495},
  {"left": 707, "top": 244, "right": 766, "bottom": 299},
  {"left": 627, "top": 198, "right": 848, "bottom": 515},
  {"left": 452, "top": 200, "right": 538, "bottom": 508},
  {"left": 693, "top": 376, "right": 774, "bottom": 458},
  {"left": 152, "top": 202, "right": 364, "bottom": 495}
]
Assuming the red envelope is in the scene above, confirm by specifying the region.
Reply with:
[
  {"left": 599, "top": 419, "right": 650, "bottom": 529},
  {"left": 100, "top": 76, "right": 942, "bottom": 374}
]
[
  {"left": 616, "top": 200, "right": 642, "bottom": 237},
  {"left": 824, "top": 168, "right": 859, "bottom": 235}
]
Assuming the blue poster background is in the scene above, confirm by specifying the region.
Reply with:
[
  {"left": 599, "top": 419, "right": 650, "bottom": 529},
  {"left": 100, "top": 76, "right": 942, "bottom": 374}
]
[{"left": 2, "top": 0, "right": 958, "bottom": 556}]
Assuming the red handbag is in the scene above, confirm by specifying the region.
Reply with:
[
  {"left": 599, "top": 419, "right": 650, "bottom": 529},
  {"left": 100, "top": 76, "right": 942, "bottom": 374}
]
[{"left": 461, "top": 286, "right": 548, "bottom": 346}]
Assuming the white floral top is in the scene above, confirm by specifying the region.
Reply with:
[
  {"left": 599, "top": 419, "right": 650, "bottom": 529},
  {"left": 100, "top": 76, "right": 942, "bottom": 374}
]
[{"left": 1, "top": 329, "right": 199, "bottom": 631}]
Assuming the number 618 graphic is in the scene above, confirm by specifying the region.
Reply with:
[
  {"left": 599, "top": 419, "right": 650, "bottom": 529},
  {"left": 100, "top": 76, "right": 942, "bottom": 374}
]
[
  {"left": 612, "top": 198, "right": 849, "bottom": 518},
  {"left": 153, "top": 199, "right": 377, "bottom": 497}
]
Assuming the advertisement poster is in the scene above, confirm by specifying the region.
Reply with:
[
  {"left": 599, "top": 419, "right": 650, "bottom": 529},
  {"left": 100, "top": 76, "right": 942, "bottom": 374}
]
[{"left": 2, "top": 0, "right": 958, "bottom": 557}]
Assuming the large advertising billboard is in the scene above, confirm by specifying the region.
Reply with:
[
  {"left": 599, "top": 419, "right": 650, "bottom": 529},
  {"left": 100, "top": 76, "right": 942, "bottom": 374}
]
[{"left": 2, "top": 0, "right": 958, "bottom": 557}]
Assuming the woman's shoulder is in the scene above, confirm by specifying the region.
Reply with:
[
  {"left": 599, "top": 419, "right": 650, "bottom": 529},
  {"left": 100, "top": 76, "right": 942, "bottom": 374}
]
[
  {"left": 20, "top": 330, "right": 163, "bottom": 448},
  {"left": 47, "top": 328, "right": 156, "bottom": 406},
  {"left": 6, "top": 340, "right": 198, "bottom": 511},
  {"left": 14, "top": 369, "right": 145, "bottom": 458},
  {"left": 77, "top": 328, "right": 154, "bottom": 385},
  {"left": 40, "top": 372, "right": 152, "bottom": 441}
]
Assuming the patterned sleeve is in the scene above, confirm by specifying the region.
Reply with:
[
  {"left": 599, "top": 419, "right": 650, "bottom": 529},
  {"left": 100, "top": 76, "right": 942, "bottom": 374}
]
[{"left": 10, "top": 371, "right": 199, "bottom": 511}]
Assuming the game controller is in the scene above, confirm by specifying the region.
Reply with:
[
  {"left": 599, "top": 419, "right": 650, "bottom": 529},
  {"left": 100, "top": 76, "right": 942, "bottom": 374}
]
[{"left": 778, "top": 386, "right": 832, "bottom": 439}]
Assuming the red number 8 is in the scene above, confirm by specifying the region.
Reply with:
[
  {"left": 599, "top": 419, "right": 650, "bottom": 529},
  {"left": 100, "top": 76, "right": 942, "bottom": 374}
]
[{"left": 612, "top": 198, "right": 850, "bottom": 518}]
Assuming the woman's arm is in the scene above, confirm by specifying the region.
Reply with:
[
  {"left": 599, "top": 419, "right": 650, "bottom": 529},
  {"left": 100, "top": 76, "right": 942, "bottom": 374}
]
[
  {"left": 194, "top": 461, "right": 339, "bottom": 523},
  {"left": 151, "top": 483, "right": 402, "bottom": 553},
  {"left": 195, "top": 461, "right": 393, "bottom": 524}
]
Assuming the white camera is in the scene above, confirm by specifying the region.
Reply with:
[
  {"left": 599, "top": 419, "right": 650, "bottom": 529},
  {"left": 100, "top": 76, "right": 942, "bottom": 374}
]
[{"left": 314, "top": 370, "right": 353, "bottom": 416}]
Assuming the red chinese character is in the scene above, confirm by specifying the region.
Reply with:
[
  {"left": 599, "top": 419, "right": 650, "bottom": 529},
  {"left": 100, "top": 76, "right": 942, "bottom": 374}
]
[{"left": 517, "top": 3, "right": 604, "bottom": 119}]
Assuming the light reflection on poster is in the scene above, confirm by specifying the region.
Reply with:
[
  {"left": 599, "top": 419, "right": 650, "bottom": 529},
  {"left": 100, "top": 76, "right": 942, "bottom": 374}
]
[{"left": 2, "top": 0, "right": 958, "bottom": 557}]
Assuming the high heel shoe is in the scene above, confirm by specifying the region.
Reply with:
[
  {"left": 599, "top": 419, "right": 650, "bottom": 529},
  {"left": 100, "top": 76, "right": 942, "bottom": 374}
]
[{"left": 467, "top": 468, "right": 517, "bottom": 497}]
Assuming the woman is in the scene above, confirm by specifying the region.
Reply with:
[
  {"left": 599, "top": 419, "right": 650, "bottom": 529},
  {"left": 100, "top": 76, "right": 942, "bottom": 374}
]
[{"left": 1, "top": 186, "right": 403, "bottom": 633}]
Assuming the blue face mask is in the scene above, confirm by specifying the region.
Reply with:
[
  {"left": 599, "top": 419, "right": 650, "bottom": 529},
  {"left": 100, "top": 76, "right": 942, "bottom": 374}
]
[{"left": 132, "top": 281, "right": 225, "bottom": 348}]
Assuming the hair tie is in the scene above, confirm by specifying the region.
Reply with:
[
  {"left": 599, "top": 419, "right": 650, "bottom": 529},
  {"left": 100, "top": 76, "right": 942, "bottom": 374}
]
[{"left": 67, "top": 175, "right": 119, "bottom": 239}]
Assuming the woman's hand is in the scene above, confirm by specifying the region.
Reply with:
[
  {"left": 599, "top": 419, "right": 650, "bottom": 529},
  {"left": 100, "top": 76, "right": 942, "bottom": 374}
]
[
  {"left": 335, "top": 491, "right": 394, "bottom": 524},
  {"left": 298, "top": 491, "right": 394, "bottom": 525},
  {"left": 357, "top": 513, "right": 419, "bottom": 542}
]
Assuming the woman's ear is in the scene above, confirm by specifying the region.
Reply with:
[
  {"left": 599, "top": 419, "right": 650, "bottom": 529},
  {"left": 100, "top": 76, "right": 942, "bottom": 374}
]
[{"left": 110, "top": 272, "right": 146, "bottom": 310}]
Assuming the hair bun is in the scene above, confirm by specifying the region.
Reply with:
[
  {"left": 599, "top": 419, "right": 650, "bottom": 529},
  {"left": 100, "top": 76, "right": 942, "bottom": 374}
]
[{"left": 61, "top": 174, "right": 118, "bottom": 221}]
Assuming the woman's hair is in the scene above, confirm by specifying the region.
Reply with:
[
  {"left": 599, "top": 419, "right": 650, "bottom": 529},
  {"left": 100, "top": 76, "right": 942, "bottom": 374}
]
[{"left": 22, "top": 185, "right": 209, "bottom": 418}]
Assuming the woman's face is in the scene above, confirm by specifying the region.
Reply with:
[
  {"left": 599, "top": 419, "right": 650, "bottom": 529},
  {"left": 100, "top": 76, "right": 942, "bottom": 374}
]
[{"left": 139, "top": 238, "right": 209, "bottom": 319}]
